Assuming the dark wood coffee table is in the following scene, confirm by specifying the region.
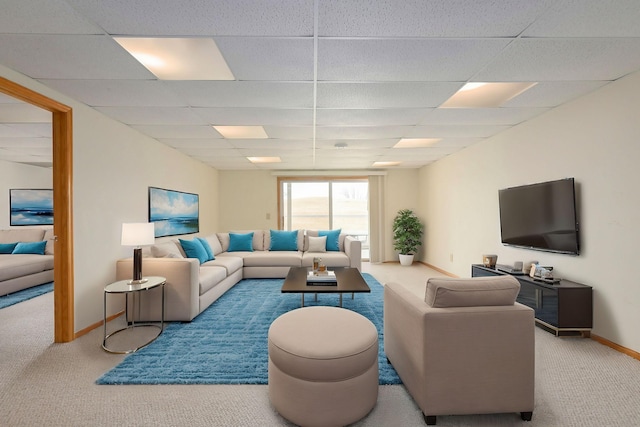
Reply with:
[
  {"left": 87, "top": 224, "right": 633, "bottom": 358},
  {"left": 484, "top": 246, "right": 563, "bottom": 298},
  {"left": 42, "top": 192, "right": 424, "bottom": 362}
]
[{"left": 281, "top": 267, "right": 370, "bottom": 307}]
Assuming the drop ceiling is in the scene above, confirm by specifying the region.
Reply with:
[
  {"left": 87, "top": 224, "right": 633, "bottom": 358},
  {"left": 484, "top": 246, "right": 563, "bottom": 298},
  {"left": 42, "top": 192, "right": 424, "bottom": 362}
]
[{"left": 1, "top": 0, "right": 640, "bottom": 170}]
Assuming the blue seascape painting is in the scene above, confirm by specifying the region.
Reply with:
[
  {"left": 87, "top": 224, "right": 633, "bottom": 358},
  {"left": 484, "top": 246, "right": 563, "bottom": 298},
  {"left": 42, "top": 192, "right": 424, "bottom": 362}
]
[
  {"left": 148, "top": 187, "right": 199, "bottom": 237},
  {"left": 10, "top": 189, "right": 54, "bottom": 226}
]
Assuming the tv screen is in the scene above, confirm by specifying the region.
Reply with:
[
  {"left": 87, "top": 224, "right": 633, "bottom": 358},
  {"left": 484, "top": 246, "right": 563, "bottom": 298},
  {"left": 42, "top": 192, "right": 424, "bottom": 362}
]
[{"left": 499, "top": 178, "right": 579, "bottom": 255}]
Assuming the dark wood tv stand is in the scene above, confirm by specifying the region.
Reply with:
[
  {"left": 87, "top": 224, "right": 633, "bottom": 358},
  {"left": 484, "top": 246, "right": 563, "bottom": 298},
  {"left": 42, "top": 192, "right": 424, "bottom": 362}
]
[{"left": 471, "top": 264, "right": 593, "bottom": 337}]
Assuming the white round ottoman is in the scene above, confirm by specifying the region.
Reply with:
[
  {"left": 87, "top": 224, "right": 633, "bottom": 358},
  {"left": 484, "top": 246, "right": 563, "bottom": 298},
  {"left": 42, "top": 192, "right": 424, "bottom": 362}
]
[{"left": 268, "top": 306, "right": 379, "bottom": 427}]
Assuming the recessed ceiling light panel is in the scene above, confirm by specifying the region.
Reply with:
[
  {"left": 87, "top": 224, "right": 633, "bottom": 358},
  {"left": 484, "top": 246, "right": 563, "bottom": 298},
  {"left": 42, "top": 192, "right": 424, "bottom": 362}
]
[
  {"left": 440, "top": 82, "right": 537, "bottom": 108},
  {"left": 114, "top": 37, "right": 235, "bottom": 80},
  {"left": 372, "top": 161, "right": 401, "bottom": 167},
  {"left": 213, "top": 126, "right": 268, "bottom": 139},
  {"left": 248, "top": 156, "right": 281, "bottom": 164},
  {"left": 394, "top": 138, "right": 441, "bottom": 148}
]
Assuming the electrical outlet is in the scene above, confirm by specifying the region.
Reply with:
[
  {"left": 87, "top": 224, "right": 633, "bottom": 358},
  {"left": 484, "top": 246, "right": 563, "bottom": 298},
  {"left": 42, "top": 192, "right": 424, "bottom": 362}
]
[{"left": 449, "top": 253, "right": 453, "bottom": 262}]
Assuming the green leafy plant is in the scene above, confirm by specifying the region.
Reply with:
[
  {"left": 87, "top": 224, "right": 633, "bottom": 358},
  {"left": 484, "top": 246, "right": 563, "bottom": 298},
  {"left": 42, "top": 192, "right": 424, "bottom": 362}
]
[{"left": 392, "top": 209, "right": 424, "bottom": 255}]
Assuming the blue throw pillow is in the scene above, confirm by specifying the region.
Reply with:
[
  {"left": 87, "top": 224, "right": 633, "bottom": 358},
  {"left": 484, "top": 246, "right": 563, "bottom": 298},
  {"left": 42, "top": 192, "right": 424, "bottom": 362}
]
[
  {"left": 228, "top": 232, "right": 254, "bottom": 252},
  {"left": 196, "top": 237, "right": 215, "bottom": 261},
  {"left": 0, "top": 242, "right": 17, "bottom": 254},
  {"left": 12, "top": 241, "right": 47, "bottom": 255},
  {"left": 319, "top": 229, "right": 341, "bottom": 251},
  {"left": 179, "top": 239, "right": 209, "bottom": 264},
  {"left": 269, "top": 230, "right": 299, "bottom": 251}
]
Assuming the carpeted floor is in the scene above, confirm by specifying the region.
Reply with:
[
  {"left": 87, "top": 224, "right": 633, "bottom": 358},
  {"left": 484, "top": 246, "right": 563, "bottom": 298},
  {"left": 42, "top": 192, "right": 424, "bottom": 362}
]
[
  {"left": 97, "top": 274, "right": 401, "bottom": 385},
  {"left": 0, "top": 282, "right": 53, "bottom": 310}
]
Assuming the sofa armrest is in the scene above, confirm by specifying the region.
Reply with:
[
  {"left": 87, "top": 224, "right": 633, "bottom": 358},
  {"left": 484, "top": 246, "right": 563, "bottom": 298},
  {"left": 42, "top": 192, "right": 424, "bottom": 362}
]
[
  {"left": 116, "top": 257, "right": 201, "bottom": 321},
  {"left": 344, "top": 235, "right": 362, "bottom": 271}
]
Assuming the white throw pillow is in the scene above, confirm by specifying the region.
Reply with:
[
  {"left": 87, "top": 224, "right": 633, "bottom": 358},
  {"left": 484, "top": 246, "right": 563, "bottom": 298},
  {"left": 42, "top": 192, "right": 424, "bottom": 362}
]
[{"left": 307, "top": 235, "right": 327, "bottom": 252}]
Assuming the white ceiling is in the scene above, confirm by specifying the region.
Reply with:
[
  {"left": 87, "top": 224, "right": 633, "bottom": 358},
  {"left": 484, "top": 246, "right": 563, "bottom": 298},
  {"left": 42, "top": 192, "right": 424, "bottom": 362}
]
[{"left": 1, "top": 0, "right": 640, "bottom": 170}]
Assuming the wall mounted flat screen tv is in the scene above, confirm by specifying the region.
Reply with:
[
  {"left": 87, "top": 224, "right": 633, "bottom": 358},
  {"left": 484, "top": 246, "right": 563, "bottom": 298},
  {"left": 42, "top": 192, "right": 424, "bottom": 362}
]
[{"left": 499, "top": 178, "right": 579, "bottom": 255}]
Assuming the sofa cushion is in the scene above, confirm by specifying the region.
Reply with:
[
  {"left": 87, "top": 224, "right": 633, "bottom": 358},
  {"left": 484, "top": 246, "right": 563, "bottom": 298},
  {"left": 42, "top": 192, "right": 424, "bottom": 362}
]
[
  {"left": 307, "top": 236, "right": 327, "bottom": 252},
  {"left": 305, "top": 230, "right": 346, "bottom": 252},
  {"left": 264, "top": 229, "right": 304, "bottom": 252},
  {"left": 203, "top": 255, "right": 243, "bottom": 275},
  {"left": 269, "top": 230, "right": 299, "bottom": 251},
  {"left": 199, "top": 266, "right": 228, "bottom": 295},
  {"left": 13, "top": 241, "right": 47, "bottom": 255},
  {"left": 0, "top": 254, "right": 54, "bottom": 282},
  {"left": 302, "top": 252, "right": 350, "bottom": 268},
  {"left": 231, "top": 230, "right": 265, "bottom": 251},
  {"left": 150, "top": 241, "right": 185, "bottom": 258},
  {"left": 425, "top": 276, "right": 520, "bottom": 308},
  {"left": 0, "top": 243, "right": 17, "bottom": 254},
  {"left": 205, "top": 234, "right": 223, "bottom": 255},
  {"left": 43, "top": 228, "right": 55, "bottom": 255},
  {"left": 319, "top": 229, "right": 341, "bottom": 251},
  {"left": 242, "top": 251, "right": 302, "bottom": 267},
  {"left": 228, "top": 232, "right": 254, "bottom": 252},
  {"left": 0, "top": 228, "right": 46, "bottom": 244},
  {"left": 179, "top": 238, "right": 211, "bottom": 264}
]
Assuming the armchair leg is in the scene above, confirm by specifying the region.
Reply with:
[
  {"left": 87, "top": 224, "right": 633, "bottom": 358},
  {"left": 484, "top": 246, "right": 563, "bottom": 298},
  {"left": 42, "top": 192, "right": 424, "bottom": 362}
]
[
  {"left": 423, "top": 414, "right": 436, "bottom": 425},
  {"left": 386, "top": 357, "right": 391, "bottom": 364},
  {"left": 521, "top": 411, "right": 533, "bottom": 421}
]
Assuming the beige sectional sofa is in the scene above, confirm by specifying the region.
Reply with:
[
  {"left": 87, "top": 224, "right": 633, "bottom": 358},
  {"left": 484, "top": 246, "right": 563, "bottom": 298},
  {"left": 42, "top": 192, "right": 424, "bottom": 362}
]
[
  {"left": 116, "top": 229, "right": 361, "bottom": 322},
  {"left": 0, "top": 227, "right": 54, "bottom": 296}
]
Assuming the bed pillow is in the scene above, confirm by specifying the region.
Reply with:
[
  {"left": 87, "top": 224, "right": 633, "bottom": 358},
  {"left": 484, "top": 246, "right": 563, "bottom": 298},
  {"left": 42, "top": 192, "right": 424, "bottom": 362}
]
[
  {"left": 307, "top": 236, "right": 327, "bottom": 252},
  {"left": 12, "top": 241, "right": 47, "bottom": 255},
  {"left": 318, "top": 229, "right": 341, "bottom": 251},
  {"left": 179, "top": 238, "right": 209, "bottom": 264},
  {"left": 0, "top": 242, "right": 17, "bottom": 254},
  {"left": 228, "top": 232, "right": 254, "bottom": 252},
  {"left": 269, "top": 230, "right": 299, "bottom": 251}
]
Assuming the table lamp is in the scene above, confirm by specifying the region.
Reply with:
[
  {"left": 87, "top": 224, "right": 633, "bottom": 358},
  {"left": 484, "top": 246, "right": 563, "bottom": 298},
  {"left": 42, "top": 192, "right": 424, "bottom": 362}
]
[{"left": 121, "top": 222, "right": 155, "bottom": 284}]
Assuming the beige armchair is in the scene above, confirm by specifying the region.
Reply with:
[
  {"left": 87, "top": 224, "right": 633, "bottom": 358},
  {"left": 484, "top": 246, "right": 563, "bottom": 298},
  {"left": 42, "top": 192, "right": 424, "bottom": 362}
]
[{"left": 384, "top": 276, "right": 535, "bottom": 425}]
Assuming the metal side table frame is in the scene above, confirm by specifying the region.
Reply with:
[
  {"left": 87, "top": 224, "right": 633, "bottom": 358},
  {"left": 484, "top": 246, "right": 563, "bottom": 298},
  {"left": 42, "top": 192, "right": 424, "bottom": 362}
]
[{"left": 102, "top": 276, "right": 166, "bottom": 354}]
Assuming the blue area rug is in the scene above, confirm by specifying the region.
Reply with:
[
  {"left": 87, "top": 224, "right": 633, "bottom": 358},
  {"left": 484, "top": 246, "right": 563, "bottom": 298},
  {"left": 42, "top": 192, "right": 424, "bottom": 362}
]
[
  {"left": 0, "top": 282, "right": 53, "bottom": 310},
  {"left": 97, "top": 274, "right": 401, "bottom": 385}
]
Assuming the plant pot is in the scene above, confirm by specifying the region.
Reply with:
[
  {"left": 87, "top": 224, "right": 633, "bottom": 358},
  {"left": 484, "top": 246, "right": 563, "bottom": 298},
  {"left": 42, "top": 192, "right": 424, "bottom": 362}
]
[{"left": 399, "top": 254, "right": 414, "bottom": 266}]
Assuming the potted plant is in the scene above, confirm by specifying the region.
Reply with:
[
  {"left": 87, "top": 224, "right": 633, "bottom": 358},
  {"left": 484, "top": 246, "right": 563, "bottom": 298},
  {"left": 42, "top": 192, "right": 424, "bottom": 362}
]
[{"left": 392, "top": 209, "right": 424, "bottom": 266}]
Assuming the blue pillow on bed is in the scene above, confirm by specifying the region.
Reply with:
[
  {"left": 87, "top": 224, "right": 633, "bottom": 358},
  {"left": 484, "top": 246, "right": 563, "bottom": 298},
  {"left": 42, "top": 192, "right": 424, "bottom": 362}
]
[
  {"left": 12, "top": 241, "right": 47, "bottom": 255},
  {"left": 319, "top": 229, "right": 341, "bottom": 251},
  {"left": 228, "top": 232, "right": 254, "bottom": 252},
  {"left": 269, "top": 230, "right": 299, "bottom": 251},
  {"left": 0, "top": 242, "right": 17, "bottom": 254}
]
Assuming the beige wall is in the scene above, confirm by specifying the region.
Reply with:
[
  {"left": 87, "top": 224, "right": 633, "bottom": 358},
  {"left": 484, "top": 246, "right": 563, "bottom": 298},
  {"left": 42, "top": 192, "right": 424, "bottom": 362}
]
[
  {"left": 0, "top": 160, "right": 52, "bottom": 228},
  {"left": 383, "top": 169, "right": 420, "bottom": 261},
  {"left": 1, "top": 65, "right": 219, "bottom": 333},
  {"left": 418, "top": 70, "right": 640, "bottom": 353}
]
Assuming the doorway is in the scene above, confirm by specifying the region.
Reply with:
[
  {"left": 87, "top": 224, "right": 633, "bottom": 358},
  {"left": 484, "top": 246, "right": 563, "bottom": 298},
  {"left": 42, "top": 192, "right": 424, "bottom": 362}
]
[{"left": 0, "top": 76, "right": 74, "bottom": 343}]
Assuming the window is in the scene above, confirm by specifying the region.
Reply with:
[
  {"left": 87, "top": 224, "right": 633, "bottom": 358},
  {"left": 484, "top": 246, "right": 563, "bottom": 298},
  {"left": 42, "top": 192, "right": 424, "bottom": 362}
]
[{"left": 279, "top": 178, "right": 369, "bottom": 259}]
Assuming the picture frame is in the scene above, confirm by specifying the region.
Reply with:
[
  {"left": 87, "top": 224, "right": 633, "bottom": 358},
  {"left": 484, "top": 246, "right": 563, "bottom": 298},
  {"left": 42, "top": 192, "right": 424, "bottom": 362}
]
[
  {"left": 148, "top": 187, "right": 199, "bottom": 238},
  {"left": 10, "top": 189, "right": 54, "bottom": 226}
]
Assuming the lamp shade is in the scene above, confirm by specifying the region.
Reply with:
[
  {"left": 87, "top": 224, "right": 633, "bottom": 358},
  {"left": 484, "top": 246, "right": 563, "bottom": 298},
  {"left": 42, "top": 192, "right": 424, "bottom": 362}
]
[{"left": 121, "top": 222, "right": 155, "bottom": 246}]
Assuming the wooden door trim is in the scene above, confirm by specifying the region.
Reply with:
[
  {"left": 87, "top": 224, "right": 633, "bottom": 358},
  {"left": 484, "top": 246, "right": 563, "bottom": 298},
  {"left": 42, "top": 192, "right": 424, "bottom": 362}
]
[{"left": 0, "top": 77, "right": 74, "bottom": 343}]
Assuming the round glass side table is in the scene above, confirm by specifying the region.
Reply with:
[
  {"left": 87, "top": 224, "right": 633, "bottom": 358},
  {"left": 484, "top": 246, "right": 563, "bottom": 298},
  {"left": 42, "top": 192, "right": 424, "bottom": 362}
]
[{"left": 102, "top": 276, "right": 166, "bottom": 354}]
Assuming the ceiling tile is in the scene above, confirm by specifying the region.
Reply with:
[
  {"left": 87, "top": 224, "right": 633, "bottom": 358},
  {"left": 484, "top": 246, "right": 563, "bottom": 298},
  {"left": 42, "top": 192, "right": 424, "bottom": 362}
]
[
  {"left": 407, "top": 125, "right": 510, "bottom": 138},
  {"left": 216, "top": 37, "right": 314, "bottom": 81},
  {"left": 0, "top": 34, "right": 154, "bottom": 80},
  {"left": 420, "top": 108, "right": 550, "bottom": 126},
  {"left": 524, "top": 0, "right": 640, "bottom": 37},
  {"left": 192, "top": 108, "right": 312, "bottom": 126},
  {"left": 164, "top": 81, "right": 313, "bottom": 108},
  {"left": 501, "top": 81, "right": 610, "bottom": 107},
  {"left": 316, "top": 109, "right": 430, "bottom": 126},
  {"left": 317, "top": 82, "right": 460, "bottom": 108},
  {"left": 475, "top": 38, "right": 640, "bottom": 81},
  {"left": 318, "top": 38, "right": 511, "bottom": 81},
  {"left": 316, "top": 126, "right": 409, "bottom": 139},
  {"left": 318, "top": 0, "right": 553, "bottom": 37},
  {"left": 66, "top": 0, "right": 314, "bottom": 36},
  {"left": 131, "top": 125, "right": 221, "bottom": 139},
  {"left": 157, "top": 138, "right": 234, "bottom": 149},
  {"left": 95, "top": 107, "right": 208, "bottom": 125},
  {"left": 0, "top": 0, "right": 103, "bottom": 34},
  {"left": 38, "top": 80, "right": 189, "bottom": 107}
]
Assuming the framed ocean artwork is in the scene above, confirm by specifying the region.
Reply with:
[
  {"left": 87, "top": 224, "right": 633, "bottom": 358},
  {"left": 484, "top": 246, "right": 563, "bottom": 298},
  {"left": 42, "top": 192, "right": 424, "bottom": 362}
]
[
  {"left": 148, "top": 187, "right": 199, "bottom": 238},
  {"left": 10, "top": 189, "right": 54, "bottom": 226}
]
